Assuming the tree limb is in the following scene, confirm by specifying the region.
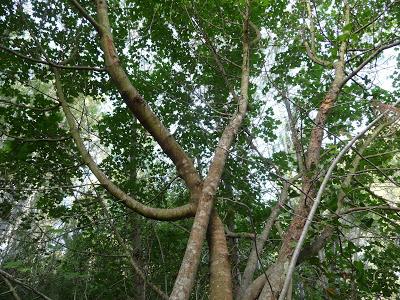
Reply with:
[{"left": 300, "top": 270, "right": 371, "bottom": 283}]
[
  {"left": 170, "top": 0, "right": 251, "bottom": 297},
  {"left": 341, "top": 39, "right": 400, "bottom": 87},
  {"left": 0, "top": 270, "right": 53, "bottom": 300},
  {"left": 0, "top": 45, "right": 105, "bottom": 72},
  {"left": 93, "top": 0, "right": 203, "bottom": 203},
  {"left": 54, "top": 68, "right": 195, "bottom": 220}
]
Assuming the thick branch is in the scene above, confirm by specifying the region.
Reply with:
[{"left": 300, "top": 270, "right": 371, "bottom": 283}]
[
  {"left": 207, "top": 212, "right": 233, "bottom": 300},
  {"left": 94, "top": 0, "right": 202, "bottom": 201},
  {"left": 68, "top": 0, "right": 102, "bottom": 32},
  {"left": 278, "top": 99, "right": 400, "bottom": 300}
]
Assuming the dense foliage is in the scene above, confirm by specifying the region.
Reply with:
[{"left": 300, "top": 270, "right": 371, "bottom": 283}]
[{"left": 0, "top": 0, "right": 399, "bottom": 299}]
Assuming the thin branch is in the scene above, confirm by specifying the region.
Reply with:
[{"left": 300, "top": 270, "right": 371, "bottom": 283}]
[
  {"left": 0, "top": 99, "right": 60, "bottom": 111},
  {"left": 68, "top": 0, "right": 103, "bottom": 33},
  {"left": 341, "top": 205, "right": 400, "bottom": 215},
  {"left": 283, "top": 92, "right": 306, "bottom": 174},
  {"left": 1, "top": 131, "right": 70, "bottom": 142},
  {"left": 1, "top": 275, "right": 21, "bottom": 300},
  {"left": 341, "top": 39, "right": 400, "bottom": 87},
  {"left": 185, "top": 4, "right": 240, "bottom": 102},
  {"left": 0, "top": 45, "right": 105, "bottom": 72},
  {"left": 249, "top": 21, "right": 261, "bottom": 46},
  {"left": 302, "top": 0, "right": 332, "bottom": 67},
  {"left": 352, "top": 0, "right": 398, "bottom": 35},
  {"left": 95, "top": 191, "right": 169, "bottom": 300},
  {"left": 0, "top": 270, "right": 53, "bottom": 300}
]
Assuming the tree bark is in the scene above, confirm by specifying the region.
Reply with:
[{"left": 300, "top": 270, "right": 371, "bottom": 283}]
[{"left": 208, "top": 212, "right": 233, "bottom": 300}]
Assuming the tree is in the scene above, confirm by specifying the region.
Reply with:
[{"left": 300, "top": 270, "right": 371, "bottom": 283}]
[{"left": 0, "top": 0, "right": 399, "bottom": 299}]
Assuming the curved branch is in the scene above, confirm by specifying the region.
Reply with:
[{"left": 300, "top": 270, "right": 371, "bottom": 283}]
[
  {"left": 54, "top": 69, "right": 195, "bottom": 221},
  {"left": 341, "top": 205, "right": 400, "bottom": 215},
  {"left": 302, "top": 0, "right": 332, "bottom": 67},
  {"left": 93, "top": 0, "right": 202, "bottom": 201}
]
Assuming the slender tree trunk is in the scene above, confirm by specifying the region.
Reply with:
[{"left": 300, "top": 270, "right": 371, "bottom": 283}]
[{"left": 251, "top": 54, "right": 348, "bottom": 299}]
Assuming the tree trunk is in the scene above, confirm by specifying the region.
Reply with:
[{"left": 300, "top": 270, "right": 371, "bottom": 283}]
[{"left": 207, "top": 211, "right": 233, "bottom": 300}]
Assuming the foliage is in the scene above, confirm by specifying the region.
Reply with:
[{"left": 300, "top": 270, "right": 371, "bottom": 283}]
[{"left": 0, "top": 0, "right": 399, "bottom": 299}]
